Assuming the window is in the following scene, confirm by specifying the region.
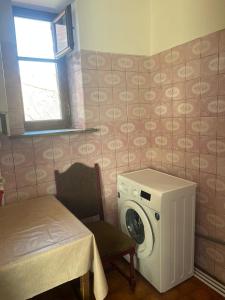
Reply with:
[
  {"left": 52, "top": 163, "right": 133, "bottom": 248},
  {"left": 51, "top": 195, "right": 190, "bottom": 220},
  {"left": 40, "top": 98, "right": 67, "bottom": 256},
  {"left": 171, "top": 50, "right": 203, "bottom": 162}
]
[{"left": 13, "top": 6, "right": 74, "bottom": 131}]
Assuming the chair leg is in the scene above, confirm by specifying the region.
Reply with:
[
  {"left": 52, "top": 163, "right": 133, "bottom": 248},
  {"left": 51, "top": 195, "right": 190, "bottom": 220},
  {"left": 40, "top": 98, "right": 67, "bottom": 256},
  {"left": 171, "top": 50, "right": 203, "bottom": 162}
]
[{"left": 129, "top": 249, "right": 136, "bottom": 291}]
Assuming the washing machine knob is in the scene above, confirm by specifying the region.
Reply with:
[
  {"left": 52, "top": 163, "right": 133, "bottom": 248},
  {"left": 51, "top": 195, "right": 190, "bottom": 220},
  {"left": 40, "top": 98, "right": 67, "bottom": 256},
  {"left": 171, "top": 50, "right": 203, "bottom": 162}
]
[
  {"left": 155, "top": 213, "right": 160, "bottom": 221},
  {"left": 133, "top": 189, "right": 139, "bottom": 197}
]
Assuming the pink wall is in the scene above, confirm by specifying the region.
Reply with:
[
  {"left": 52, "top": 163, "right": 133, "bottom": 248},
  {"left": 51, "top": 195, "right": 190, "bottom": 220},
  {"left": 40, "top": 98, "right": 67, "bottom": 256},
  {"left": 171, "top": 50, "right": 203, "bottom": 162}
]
[{"left": 0, "top": 28, "right": 225, "bottom": 284}]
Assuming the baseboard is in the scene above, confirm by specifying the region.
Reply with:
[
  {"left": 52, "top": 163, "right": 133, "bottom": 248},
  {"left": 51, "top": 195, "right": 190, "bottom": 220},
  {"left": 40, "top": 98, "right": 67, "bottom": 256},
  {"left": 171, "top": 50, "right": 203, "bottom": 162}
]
[{"left": 194, "top": 267, "right": 225, "bottom": 297}]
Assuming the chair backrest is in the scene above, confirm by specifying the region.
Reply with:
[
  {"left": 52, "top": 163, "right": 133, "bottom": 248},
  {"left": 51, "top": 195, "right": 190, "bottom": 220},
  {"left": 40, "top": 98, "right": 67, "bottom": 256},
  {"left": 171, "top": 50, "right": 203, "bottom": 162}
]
[{"left": 55, "top": 163, "right": 104, "bottom": 220}]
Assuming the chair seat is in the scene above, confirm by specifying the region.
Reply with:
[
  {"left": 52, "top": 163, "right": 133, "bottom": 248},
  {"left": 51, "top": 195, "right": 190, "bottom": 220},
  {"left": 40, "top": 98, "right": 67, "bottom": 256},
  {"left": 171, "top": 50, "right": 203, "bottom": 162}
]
[{"left": 86, "top": 221, "right": 135, "bottom": 258}]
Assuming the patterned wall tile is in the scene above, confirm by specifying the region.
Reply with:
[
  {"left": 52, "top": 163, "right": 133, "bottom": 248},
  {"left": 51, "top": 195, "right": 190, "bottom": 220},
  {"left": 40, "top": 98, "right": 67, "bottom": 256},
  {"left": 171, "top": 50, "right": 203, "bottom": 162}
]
[
  {"left": 200, "top": 32, "right": 219, "bottom": 57},
  {"left": 200, "top": 96, "right": 218, "bottom": 116},
  {"left": 219, "top": 74, "right": 225, "bottom": 95},
  {"left": 113, "top": 88, "right": 138, "bottom": 104},
  {"left": 37, "top": 181, "right": 56, "bottom": 197},
  {"left": 15, "top": 166, "right": 36, "bottom": 188},
  {"left": 219, "top": 29, "right": 225, "bottom": 51},
  {"left": 112, "top": 54, "right": 139, "bottom": 72},
  {"left": 1, "top": 171, "right": 16, "bottom": 191},
  {"left": 172, "top": 63, "right": 186, "bottom": 82},
  {"left": 139, "top": 54, "right": 160, "bottom": 72},
  {"left": 96, "top": 52, "right": 112, "bottom": 70},
  {"left": 185, "top": 38, "right": 201, "bottom": 61},
  {"left": 0, "top": 151, "right": 14, "bottom": 172},
  {"left": 171, "top": 44, "right": 186, "bottom": 65},
  {"left": 35, "top": 163, "right": 55, "bottom": 184},
  {"left": 185, "top": 78, "right": 201, "bottom": 98},
  {"left": 217, "top": 117, "right": 225, "bottom": 137},
  {"left": 17, "top": 185, "right": 37, "bottom": 201},
  {"left": 160, "top": 49, "right": 172, "bottom": 68},
  {"left": 80, "top": 50, "right": 97, "bottom": 69},
  {"left": 201, "top": 54, "right": 219, "bottom": 76},
  {"left": 186, "top": 59, "right": 200, "bottom": 80},
  {"left": 200, "top": 136, "right": 216, "bottom": 154}
]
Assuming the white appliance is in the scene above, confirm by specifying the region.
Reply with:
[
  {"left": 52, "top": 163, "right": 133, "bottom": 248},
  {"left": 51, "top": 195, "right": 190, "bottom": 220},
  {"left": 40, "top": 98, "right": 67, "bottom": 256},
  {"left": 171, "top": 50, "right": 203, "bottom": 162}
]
[{"left": 117, "top": 168, "right": 197, "bottom": 293}]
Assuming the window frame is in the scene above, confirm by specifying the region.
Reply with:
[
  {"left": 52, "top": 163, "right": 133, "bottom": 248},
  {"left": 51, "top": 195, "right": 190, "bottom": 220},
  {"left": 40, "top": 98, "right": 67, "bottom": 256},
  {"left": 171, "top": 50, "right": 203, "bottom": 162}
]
[
  {"left": 51, "top": 5, "right": 74, "bottom": 59},
  {"left": 13, "top": 6, "right": 71, "bottom": 131}
]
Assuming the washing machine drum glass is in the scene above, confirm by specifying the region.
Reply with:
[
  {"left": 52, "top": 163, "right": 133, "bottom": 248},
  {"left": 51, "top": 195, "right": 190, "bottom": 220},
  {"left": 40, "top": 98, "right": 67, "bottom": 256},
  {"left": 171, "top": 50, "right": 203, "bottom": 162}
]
[
  {"left": 126, "top": 209, "right": 145, "bottom": 244},
  {"left": 120, "top": 200, "right": 154, "bottom": 258}
]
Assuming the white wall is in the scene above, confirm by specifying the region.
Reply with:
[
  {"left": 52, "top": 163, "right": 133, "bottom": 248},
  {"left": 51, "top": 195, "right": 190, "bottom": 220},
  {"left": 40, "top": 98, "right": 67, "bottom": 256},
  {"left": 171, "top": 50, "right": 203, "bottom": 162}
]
[
  {"left": 150, "top": 0, "right": 225, "bottom": 55},
  {"left": 75, "top": 0, "right": 151, "bottom": 55}
]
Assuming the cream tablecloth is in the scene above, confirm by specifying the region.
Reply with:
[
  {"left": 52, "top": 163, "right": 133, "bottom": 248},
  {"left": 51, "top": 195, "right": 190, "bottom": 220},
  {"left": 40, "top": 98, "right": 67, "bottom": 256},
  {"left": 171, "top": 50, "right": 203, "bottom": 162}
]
[{"left": 0, "top": 196, "right": 108, "bottom": 300}]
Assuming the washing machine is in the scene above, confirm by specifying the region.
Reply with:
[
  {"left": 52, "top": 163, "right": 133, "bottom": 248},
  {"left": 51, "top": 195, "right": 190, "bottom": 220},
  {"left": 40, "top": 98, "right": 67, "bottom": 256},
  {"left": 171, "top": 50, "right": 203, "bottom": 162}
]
[{"left": 117, "top": 168, "right": 197, "bottom": 293}]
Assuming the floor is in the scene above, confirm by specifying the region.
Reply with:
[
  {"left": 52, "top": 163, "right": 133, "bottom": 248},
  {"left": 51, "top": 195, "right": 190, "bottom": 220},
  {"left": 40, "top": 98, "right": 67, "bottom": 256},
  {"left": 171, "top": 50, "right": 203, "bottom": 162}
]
[{"left": 33, "top": 260, "right": 224, "bottom": 300}]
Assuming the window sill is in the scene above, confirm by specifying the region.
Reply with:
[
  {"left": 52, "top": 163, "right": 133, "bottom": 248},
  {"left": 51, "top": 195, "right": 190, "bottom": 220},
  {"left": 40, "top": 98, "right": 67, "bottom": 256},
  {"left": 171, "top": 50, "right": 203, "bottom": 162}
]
[{"left": 11, "top": 128, "right": 99, "bottom": 138}]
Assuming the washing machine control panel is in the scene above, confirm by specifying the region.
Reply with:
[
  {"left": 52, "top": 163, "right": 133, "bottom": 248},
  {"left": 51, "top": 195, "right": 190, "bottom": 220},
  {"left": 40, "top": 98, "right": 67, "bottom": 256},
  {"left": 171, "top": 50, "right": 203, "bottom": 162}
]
[
  {"left": 119, "top": 182, "right": 151, "bottom": 201},
  {"left": 118, "top": 176, "right": 162, "bottom": 211}
]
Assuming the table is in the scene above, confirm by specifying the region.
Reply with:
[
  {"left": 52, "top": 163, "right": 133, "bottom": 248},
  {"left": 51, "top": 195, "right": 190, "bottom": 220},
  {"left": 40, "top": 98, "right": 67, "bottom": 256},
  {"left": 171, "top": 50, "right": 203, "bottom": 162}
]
[{"left": 0, "top": 196, "right": 108, "bottom": 300}]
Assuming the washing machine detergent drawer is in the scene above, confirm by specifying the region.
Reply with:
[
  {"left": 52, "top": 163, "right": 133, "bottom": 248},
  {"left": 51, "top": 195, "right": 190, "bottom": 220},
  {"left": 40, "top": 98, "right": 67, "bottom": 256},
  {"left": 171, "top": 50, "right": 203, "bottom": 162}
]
[{"left": 118, "top": 178, "right": 162, "bottom": 212}]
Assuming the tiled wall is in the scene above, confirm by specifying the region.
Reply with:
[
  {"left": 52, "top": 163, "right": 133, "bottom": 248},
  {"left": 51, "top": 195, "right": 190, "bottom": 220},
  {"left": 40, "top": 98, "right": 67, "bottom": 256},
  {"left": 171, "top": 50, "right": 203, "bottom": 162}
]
[{"left": 0, "top": 28, "right": 225, "bottom": 284}]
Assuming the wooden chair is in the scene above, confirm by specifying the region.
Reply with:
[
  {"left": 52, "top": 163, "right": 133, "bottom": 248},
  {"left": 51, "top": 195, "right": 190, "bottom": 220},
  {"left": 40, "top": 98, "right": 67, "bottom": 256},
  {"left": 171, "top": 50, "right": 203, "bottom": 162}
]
[{"left": 55, "top": 162, "right": 136, "bottom": 290}]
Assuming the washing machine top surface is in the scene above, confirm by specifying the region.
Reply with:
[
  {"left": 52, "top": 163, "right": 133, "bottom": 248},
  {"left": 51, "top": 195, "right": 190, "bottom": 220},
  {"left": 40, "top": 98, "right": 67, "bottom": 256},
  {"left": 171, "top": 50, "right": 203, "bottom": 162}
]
[{"left": 119, "top": 168, "right": 196, "bottom": 194}]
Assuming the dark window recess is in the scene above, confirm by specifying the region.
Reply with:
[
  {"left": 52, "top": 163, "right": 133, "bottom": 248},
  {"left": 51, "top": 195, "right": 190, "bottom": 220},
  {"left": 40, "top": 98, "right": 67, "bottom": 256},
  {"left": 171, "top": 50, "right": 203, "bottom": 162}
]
[
  {"left": 126, "top": 209, "right": 145, "bottom": 244},
  {"left": 140, "top": 190, "right": 151, "bottom": 201}
]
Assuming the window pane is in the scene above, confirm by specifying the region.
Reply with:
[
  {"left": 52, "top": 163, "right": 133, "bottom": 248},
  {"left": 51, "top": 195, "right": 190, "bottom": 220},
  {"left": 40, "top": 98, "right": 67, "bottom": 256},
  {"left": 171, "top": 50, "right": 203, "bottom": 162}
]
[
  {"left": 19, "top": 61, "right": 62, "bottom": 121},
  {"left": 55, "top": 14, "right": 68, "bottom": 53},
  {"left": 14, "top": 17, "right": 54, "bottom": 59}
]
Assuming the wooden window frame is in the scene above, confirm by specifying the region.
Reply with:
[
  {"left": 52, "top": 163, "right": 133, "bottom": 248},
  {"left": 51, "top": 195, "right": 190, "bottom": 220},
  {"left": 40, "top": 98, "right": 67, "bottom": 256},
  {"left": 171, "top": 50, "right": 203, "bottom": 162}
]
[
  {"left": 51, "top": 5, "right": 74, "bottom": 59},
  {"left": 13, "top": 6, "right": 71, "bottom": 131}
]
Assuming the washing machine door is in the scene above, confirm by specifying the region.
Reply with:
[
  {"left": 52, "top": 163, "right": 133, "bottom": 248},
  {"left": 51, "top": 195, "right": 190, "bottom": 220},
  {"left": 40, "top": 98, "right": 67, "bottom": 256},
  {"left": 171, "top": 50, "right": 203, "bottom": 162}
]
[{"left": 120, "top": 200, "right": 154, "bottom": 259}]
